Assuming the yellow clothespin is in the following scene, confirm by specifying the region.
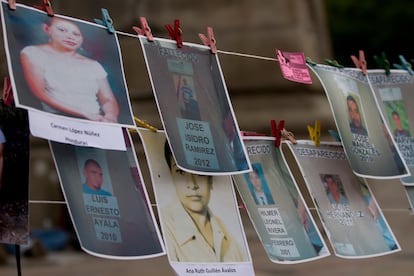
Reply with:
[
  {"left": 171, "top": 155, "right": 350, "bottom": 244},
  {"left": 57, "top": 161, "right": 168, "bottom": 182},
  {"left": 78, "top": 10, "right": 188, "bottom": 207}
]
[
  {"left": 307, "top": 120, "right": 320, "bottom": 146},
  {"left": 133, "top": 116, "right": 157, "bottom": 132}
]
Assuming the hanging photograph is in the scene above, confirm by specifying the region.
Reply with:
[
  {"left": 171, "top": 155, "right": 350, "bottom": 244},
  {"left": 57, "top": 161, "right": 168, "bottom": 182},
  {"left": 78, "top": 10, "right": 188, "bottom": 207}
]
[
  {"left": 232, "top": 136, "right": 329, "bottom": 263},
  {"left": 0, "top": 2, "right": 135, "bottom": 127},
  {"left": 49, "top": 129, "right": 164, "bottom": 259},
  {"left": 138, "top": 128, "right": 254, "bottom": 276},
  {"left": 367, "top": 70, "right": 414, "bottom": 184},
  {"left": 287, "top": 140, "right": 400, "bottom": 258},
  {"left": 139, "top": 36, "right": 250, "bottom": 175},
  {"left": 309, "top": 64, "right": 408, "bottom": 178}
]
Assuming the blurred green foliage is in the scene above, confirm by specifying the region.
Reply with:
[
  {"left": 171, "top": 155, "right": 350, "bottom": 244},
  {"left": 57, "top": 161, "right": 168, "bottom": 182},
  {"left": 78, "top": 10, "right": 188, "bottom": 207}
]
[{"left": 325, "top": 0, "right": 414, "bottom": 68}]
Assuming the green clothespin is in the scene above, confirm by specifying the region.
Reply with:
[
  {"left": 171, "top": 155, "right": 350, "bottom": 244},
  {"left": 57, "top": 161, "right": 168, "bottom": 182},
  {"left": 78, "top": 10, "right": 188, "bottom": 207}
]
[
  {"left": 392, "top": 55, "right": 413, "bottom": 75},
  {"left": 373, "top": 52, "right": 390, "bottom": 76},
  {"left": 325, "top": 59, "right": 344, "bottom": 68},
  {"left": 306, "top": 57, "right": 317, "bottom": 66}
]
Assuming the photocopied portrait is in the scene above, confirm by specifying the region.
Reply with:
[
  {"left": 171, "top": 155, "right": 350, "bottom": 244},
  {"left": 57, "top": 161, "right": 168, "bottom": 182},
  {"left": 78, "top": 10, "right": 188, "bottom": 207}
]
[
  {"left": 137, "top": 128, "right": 253, "bottom": 275},
  {"left": 162, "top": 141, "right": 247, "bottom": 262},
  {"left": 246, "top": 163, "right": 275, "bottom": 206},
  {"left": 346, "top": 94, "right": 368, "bottom": 136},
  {"left": 1, "top": 3, "right": 135, "bottom": 126}
]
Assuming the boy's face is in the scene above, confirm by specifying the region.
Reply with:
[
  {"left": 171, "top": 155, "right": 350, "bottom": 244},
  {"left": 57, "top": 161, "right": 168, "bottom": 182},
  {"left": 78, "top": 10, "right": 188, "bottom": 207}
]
[
  {"left": 170, "top": 159, "right": 212, "bottom": 214},
  {"left": 45, "top": 18, "right": 83, "bottom": 51}
]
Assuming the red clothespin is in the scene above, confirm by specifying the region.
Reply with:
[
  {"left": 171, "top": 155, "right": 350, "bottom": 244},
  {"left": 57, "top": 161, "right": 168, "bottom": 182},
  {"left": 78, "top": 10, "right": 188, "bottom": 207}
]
[
  {"left": 350, "top": 50, "right": 367, "bottom": 75},
  {"left": 34, "top": 0, "right": 54, "bottom": 16},
  {"left": 165, "top": 19, "right": 183, "bottom": 48},
  {"left": 2, "top": 77, "right": 14, "bottom": 107},
  {"left": 270, "top": 119, "right": 285, "bottom": 147},
  {"left": 132, "top": 17, "right": 154, "bottom": 41},
  {"left": 198, "top": 27, "right": 217, "bottom": 54},
  {"left": 8, "top": 0, "right": 16, "bottom": 10}
]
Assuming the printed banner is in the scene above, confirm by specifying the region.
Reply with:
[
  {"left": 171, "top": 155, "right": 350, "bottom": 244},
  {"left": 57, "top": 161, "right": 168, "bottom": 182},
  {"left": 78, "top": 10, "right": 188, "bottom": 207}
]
[
  {"left": 1, "top": 2, "right": 135, "bottom": 130},
  {"left": 309, "top": 64, "right": 408, "bottom": 178},
  {"left": 50, "top": 129, "right": 165, "bottom": 259},
  {"left": 287, "top": 140, "right": 400, "bottom": 258},
  {"left": 232, "top": 137, "right": 329, "bottom": 263},
  {"left": 0, "top": 103, "right": 30, "bottom": 245},
  {"left": 138, "top": 128, "right": 254, "bottom": 276},
  {"left": 139, "top": 36, "right": 250, "bottom": 175},
  {"left": 367, "top": 70, "right": 414, "bottom": 184}
]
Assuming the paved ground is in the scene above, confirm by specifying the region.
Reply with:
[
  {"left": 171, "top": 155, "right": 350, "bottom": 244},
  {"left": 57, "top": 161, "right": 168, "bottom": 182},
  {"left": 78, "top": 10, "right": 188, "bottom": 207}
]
[{"left": 1, "top": 179, "right": 414, "bottom": 276}]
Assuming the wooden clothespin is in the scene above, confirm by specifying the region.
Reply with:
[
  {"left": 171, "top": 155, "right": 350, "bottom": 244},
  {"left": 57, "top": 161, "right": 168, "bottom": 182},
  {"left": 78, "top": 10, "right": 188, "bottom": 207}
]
[
  {"left": 328, "top": 129, "right": 341, "bottom": 142},
  {"left": 270, "top": 119, "right": 285, "bottom": 147},
  {"left": 393, "top": 55, "right": 414, "bottom": 75},
  {"left": 2, "top": 76, "right": 14, "bottom": 107},
  {"left": 165, "top": 19, "right": 183, "bottom": 48},
  {"left": 198, "top": 27, "right": 217, "bottom": 54},
  {"left": 7, "top": 0, "right": 16, "bottom": 10},
  {"left": 34, "top": 0, "right": 54, "bottom": 16},
  {"left": 134, "top": 117, "right": 157, "bottom": 132},
  {"left": 373, "top": 52, "right": 390, "bottom": 76},
  {"left": 94, "top": 8, "right": 115, "bottom": 34},
  {"left": 350, "top": 50, "right": 367, "bottom": 75},
  {"left": 325, "top": 59, "right": 344, "bottom": 69},
  {"left": 307, "top": 120, "right": 321, "bottom": 146},
  {"left": 132, "top": 17, "right": 154, "bottom": 42}
]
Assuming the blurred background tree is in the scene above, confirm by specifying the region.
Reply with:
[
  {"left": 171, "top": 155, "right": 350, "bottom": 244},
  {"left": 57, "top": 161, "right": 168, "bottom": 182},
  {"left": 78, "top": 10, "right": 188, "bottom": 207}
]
[{"left": 324, "top": 0, "right": 414, "bottom": 67}]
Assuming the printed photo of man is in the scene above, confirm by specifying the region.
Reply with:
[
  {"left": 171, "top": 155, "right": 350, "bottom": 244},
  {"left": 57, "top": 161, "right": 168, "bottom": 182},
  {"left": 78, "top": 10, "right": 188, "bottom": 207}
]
[{"left": 161, "top": 142, "right": 247, "bottom": 262}]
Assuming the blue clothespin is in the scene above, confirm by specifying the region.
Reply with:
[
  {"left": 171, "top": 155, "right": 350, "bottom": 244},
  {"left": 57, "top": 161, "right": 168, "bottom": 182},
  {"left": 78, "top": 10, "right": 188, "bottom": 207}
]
[
  {"left": 373, "top": 52, "right": 390, "bottom": 76},
  {"left": 325, "top": 59, "right": 344, "bottom": 69},
  {"left": 307, "top": 120, "right": 321, "bottom": 146},
  {"left": 94, "top": 8, "right": 115, "bottom": 34},
  {"left": 328, "top": 129, "right": 341, "bottom": 142},
  {"left": 393, "top": 55, "right": 414, "bottom": 75}
]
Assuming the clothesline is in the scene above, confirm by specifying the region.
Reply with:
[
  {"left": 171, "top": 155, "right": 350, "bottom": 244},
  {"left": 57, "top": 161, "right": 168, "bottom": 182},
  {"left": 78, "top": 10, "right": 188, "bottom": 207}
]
[{"left": 115, "top": 30, "right": 280, "bottom": 63}]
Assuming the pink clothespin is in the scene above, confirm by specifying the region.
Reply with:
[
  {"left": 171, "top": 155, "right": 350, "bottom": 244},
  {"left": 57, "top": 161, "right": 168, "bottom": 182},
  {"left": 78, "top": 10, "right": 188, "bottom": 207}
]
[
  {"left": 165, "top": 19, "right": 183, "bottom": 48},
  {"left": 198, "top": 27, "right": 217, "bottom": 54},
  {"left": 2, "top": 77, "right": 14, "bottom": 107},
  {"left": 34, "top": 0, "right": 54, "bottom": 16},
  {"left": 8, "top": 0, "right": 16, "bottom": 10},
  {"left": 270, "top": 119, "right": 285, "bottom": 147},
  {"left": 281, "top": 128, "right": 297, "bottom": 144},
  {"left": 351, "top": 50, "right": 367, "bottom": 75},
  {"left": 132, "top": 17, "right": 154, "bottom": 42}
]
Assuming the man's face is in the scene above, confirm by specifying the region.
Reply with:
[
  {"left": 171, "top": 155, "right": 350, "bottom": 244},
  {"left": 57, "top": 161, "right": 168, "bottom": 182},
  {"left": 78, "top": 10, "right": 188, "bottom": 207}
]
[
  {"left": 171, "top": 160, "right": 211, "bottom": 213},
  {"left": 249, "top": 171, "right": 263, "bottom": 192},
  {"left": 84, "top": 163, "right": 103, "bottom": 190},
  {"left": 348, "top": 99, "right": 361, "bottom": 127}
]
